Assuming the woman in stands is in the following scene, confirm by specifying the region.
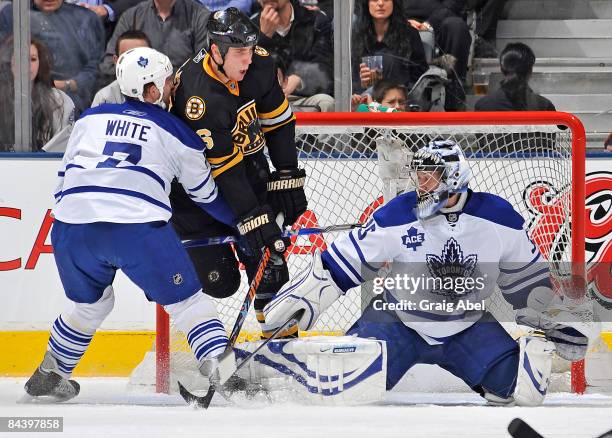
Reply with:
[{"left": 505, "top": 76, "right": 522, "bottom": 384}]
[
  {"left": 0, "top": 37, "right": 74, "bottom": 152},
  {"left": 351, "top": 0, "right": 428, "bottom": 95},
  {"left": 475, "top": 42, "right": 555, "bottom": 111}
]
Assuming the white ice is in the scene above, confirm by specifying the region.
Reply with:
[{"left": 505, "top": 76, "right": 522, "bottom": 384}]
[{"left": 2, "top": 378, "right": 612, "bottom": 438}]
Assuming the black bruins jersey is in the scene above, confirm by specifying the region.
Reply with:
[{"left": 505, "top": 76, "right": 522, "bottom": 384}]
[{"left": 170, "top": 46, "right": 297, "bottom": 237}]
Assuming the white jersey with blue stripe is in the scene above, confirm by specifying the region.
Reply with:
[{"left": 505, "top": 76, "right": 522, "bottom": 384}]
[
  {"left": 321, "top": 190, "right": 551, "bottom": 341},
  {"left": 53, "top": 100, "right": 219, "bottom": 224}
]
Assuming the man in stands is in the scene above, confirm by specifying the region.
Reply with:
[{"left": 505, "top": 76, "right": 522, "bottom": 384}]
[
  {"left": 0, "top": 0, "right": 105, "bottom": 114},
  {"left": 98, "top": 0, "right": 210, "bottom": 85},
  {"left": 251, "top": 0, "right": 335, "bottom": 111},
  {"left": 92, "top": 30, "right": 153, "bottom": 106}
]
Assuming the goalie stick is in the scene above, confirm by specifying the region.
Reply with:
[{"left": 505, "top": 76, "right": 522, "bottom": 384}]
[
  {"left": 182, "top": 222, "right": 363, "bottom": 249},
  {"left": 178, "top": 309, "right": 305, "bottom": 409}
]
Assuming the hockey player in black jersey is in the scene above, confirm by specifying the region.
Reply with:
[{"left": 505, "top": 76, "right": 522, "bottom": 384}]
[{"left": 170, "top": 8, "right": 307, "bottom": 338}]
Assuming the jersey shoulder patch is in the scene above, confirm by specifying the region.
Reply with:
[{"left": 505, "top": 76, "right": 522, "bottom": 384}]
[
  {"left": 463, "top": 191, "right": 524, "bottom": 230},
  {"left": 192, "top": 48, "right": 206, "bottom": 63},
  {"left": 373, "top": 192, "right": 418, "bottom": 228},
  {"left": 254, "top": 46, "right": 269, "bottom": 57}
]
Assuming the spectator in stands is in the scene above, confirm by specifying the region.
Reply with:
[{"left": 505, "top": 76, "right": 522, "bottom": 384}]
[
  {"left": 271, "top": 52, "right": 334, "bottom": 112},
  {"left": 99, "top": 0, "right": 210, "bottom": 84},
  {"left": 352, "top": 80, "right": 409, "bottom": 112},
  {"left": 351, "top": 0, "right": 428, "bottom": 96},
  {"left": 373, "top": 81, "right": 408, "bottom": 111},
  {"left": 467, "top": 0, "right": 507, "bottom": 58},
  {"left": 251, "top": 0, "right": 334, "bottom": 104},
  {"left": 0, "top": 0, "right": 105, "bottom": 114},
  {"left": 197, "top": 0, "right": 255, "bottom": 13},
  {"left": 474, "top": 43, "right": 554, "bottom": 154},
  {"left": 604, "top": 133, "right": 612, "bottom": 152},
  {"left": 0, "top": 38, "right": 75, "bottom": 152},
  {"left": 475, "top": 42, "right": 554, "bottom": 111},
  {"left": 92, "top": 30, "right": 151, "bottom": 106},
  {"left": 402, "top": 0, "right": 471, "bottom": 110},
  {"left": 66, "top": 0, "right": 143, "bottom": 40}
]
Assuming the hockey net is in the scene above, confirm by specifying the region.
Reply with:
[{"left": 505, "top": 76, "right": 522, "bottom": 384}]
[{"left": 134, "top": 112, "right": 587, "bottom": 395}]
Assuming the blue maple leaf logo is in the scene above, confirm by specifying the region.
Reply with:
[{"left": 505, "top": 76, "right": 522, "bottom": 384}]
[
  {"left": 426, "top": 238, "right": 478, "bottom": 297},
  {"left": 401, "top": 226, "right": 425, "bottom": 251},
  {"left": 137, "top": 56, "right": 149, "bottom": 68}
]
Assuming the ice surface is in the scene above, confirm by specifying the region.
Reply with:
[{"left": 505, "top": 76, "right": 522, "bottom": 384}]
[{"left": 2, "top": 378, "right": 612, "bottom": 438}]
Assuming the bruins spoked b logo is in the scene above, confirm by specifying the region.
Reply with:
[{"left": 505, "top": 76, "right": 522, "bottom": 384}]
[{"left": 185, "top": 96, "right": 205, "bottom": 120}]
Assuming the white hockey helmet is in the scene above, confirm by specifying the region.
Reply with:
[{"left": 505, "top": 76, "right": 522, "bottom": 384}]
[
  {"left": 410, "top": 139, "right": 472, "bottom": 219},
  {"left": 116, "top": 47, "right": 173, "bottom": 108}
]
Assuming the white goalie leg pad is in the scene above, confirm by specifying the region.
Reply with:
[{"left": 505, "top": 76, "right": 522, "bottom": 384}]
[
  {"left": 513, "top": 335, "right": 555, "bottom": 407},
  {"left": 264, "top": 250, "right": 343, "bottom": 331},
  {"left": 236, "top": 336, "right": 387, "bottom": 405},
  {"left": 64, "top": 285, "right": 115, "bottom": 333}
]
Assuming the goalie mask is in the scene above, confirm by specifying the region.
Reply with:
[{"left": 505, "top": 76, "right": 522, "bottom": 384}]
[{"left": 410, "top": 140, "right": 472, "bottom": 219}]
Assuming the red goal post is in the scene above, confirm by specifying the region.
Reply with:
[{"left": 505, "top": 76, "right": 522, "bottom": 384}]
[{"left": 154, "top": 111, "right": 587, "bottom": 394}]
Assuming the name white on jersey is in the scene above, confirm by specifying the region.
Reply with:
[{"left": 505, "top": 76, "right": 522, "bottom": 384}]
[{"left": 53, "top": 102, "right": 218, "bottom": 224}]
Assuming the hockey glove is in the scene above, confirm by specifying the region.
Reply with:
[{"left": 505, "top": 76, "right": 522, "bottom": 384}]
[
  {"left": 267, "top": 168, "right": 307, "bottom": 227},
  {"left": 237, "top": 205, "right": 288, "bottom": 256},
  {"left": 264, "top": 249, "right": 343, "bottom": 331},
  {"left": 515, "top": 306, "right": 593, "bottom": 362}
]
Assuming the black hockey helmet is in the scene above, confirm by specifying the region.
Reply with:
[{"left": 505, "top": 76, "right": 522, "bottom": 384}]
[{"left": 207, "top": 8, "right": 259, "bottom": 58}]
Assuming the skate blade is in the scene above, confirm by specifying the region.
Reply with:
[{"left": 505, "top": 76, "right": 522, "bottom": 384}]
[{"left": 17, "top": 393, "right": 71, "bottom": 404}]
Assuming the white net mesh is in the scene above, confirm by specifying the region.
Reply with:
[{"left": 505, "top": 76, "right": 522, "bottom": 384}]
[{"left": 133, "top": 120, "right": 578, "bottom": 392}]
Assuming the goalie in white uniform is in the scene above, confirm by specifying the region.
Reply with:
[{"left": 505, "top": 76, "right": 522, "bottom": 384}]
[
  {"left": 24, "top": 48, "right": 237, "bottom": 402},
  {"left": 265, "top": 140, "right": 593, "bottom": 406}
]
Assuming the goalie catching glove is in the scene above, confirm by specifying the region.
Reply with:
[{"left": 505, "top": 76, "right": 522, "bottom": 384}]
[
  {"left": 263, "top": 249, "right": 343, "bottom": 331},
  {"left": 515, "top": 303, "right": 594, "bottom": 362},
  {"left": 267, "top": 168, "right": 307, "bottom": 227}
]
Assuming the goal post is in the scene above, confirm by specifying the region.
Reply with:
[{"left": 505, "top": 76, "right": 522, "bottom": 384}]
[{"left": 153, "top": 111, "right": 587, "bottom": 394}]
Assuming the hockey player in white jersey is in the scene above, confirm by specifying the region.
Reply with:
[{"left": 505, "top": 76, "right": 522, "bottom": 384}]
[
  {"left": 265, "top": 140, "right": 593, "bottom": 406},
  {"left": 24, "top": 47, "right": 237, "bottom": 402}
]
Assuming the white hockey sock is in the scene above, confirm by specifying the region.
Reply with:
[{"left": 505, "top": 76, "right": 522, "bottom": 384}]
[
  {"left": 47, "top": 315, "right": 94, "bottom": 378},
  {"left": 187, "top": 319, "right": 228, "bottom": 362},
  {"left": 47, "top": 285, "right": 115, "bottom": 378},
  {"left": 164, "top": 292, "right": 228, "bottom": 363}
]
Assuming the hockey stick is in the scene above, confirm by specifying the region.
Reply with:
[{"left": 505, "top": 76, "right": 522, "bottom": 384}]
[
  {"left": 178, "top": 245, "right": 273, "bottom": 408},
  {"left": 178, "top": 309, "right": 304, "bottom": 409},
  {"left": 182, "top": 222, "right": 362, "bottom": 249},
  {"left": 507, "top": 418, "right": 544, "bottom": 438}
]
